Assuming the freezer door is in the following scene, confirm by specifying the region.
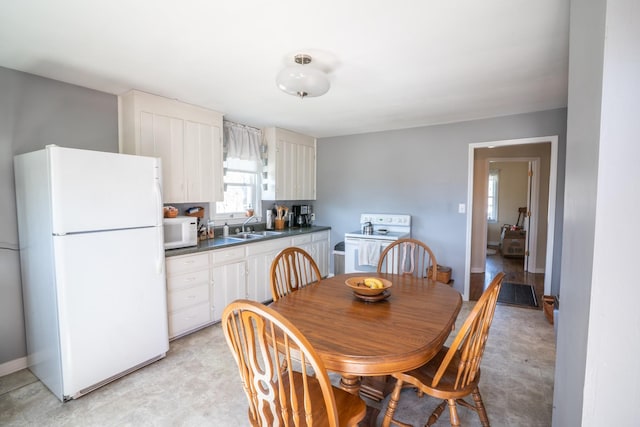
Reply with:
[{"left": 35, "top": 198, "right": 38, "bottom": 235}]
[
  {"left": 53, "top": 226, "right": 168, "bottom": 398},
  {"left": 49, "top": 146, "right": 163, "bottom": 234}
]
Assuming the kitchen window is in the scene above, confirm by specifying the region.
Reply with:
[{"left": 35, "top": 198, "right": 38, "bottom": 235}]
[
  {"left": 214, "top": 121, "right": 263, "bottom": 223},
  {"left": 487, "top": 169, "right": 499, "bottom": 223},
  {"left": 215, "top": 157, "right": 261, "bottom": 220}
]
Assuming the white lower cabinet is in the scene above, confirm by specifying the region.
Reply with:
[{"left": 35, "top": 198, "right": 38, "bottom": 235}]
[
  {"left": 210, "top": 246, "right": 247, "bottom": 322},
  {"left": 166, "top": 253, "right": 212, "bottom": 339},
  {"left": 246, "top": 238, "right": 290, "bottom": 303},
  {"left": 165, "top": 229, "right": 331, "bottom": 338},
  {"left": 291, "top": 232, "right": 330, "bottom": 278},
  {"left": 311, "top": 230, "right": 330, "bottom": 278},
  {"left": 291, "top": 233, "right": 313, "bottom": 254}
]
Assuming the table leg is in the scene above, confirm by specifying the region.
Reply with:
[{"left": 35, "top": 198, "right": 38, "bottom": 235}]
[
  {"left": 339, "top": 374, "right": 362, "bottom": 395},
  {"left": 340, "top": 375, "right": 383, "bottom": 427}
]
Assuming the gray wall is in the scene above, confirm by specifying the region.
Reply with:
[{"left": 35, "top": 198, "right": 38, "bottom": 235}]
[
  {"left": 316, "top": 108, "right": 567, "bottom": 296},
  {"left": 0, "top": 67, "right": 117, "bottom": 365},
  {"left": 554, "top": 0, "right": 640, "bottom": 425}
]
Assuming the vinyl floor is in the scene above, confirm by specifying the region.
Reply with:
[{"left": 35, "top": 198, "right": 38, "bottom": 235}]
[{"left": 0, "top": 298, "right": 556, "bottom": 427}]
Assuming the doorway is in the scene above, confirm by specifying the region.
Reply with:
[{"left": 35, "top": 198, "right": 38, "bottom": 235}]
[
  {"left": 487, "top": 159, "right": 538, "bottom": 273},
  {"left": 463, "top": 136, "right": 558, "bottom": 301}
]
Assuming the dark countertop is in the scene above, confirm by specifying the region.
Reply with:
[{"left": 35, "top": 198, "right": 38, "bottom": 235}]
[{"left": 165, "top": 225, "right": 331, "bottom": 257}]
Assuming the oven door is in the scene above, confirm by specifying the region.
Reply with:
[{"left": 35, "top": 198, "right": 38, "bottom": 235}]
[{"left": 344, "top": 237, "right": 394, "bottom": 273}]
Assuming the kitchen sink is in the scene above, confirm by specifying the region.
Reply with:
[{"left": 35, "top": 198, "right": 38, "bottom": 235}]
[
  {"left": 208, "top": 236, "right": 249, "bottom": 246},
  {"left": 231, "top": 232, "right": 264, "bottom": 240},
  {"left": 206, "top": 231, "right": 285, "bottom": 247},
  {"left": 248, "top": 231, "right": 285, "bottom": 237}
]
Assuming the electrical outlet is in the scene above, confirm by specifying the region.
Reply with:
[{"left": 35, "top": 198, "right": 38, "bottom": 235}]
[
  {"left": 310, "top": 213, "right": 316, "bottom": 221},
  {"left": 458, "top": 203, "right": 466, "bottom": 214}
]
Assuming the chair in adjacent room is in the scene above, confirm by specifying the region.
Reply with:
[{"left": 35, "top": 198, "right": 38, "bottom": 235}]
[
  {"left": 377, "top": 238, "right": 438, "bottom": 280},
  {"left": 381, "top": 272, "right": 506, "bottom": 427},
  {"left": 222, "top": 299, "right": 367, "bottom": 427},
  {"left": 270, "top": 247, "right": 322, "bottom": 301}
]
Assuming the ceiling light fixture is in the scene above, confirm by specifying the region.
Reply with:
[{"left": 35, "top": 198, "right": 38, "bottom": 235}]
[{"left": 276, "top": 54, "right": 330, "bottom": 99}]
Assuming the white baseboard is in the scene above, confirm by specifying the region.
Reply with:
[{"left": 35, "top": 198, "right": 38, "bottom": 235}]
[
  {"left": 0, "top": 357, "right": 28, "bottom": 377},
  {"left": 471, "top": 267, "right": 485, "bottom": 274}
]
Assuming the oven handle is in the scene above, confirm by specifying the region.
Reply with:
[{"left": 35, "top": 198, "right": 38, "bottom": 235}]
[{"left": 345, "top": 237, "right": 393, "bottom": 246}]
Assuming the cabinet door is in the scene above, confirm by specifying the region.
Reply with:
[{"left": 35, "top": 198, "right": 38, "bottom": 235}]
[
  {"left": 264, "top": 127, "right": 316, "bottom": 201},
  {"left": 211, "top": 260, "right": 246, "bottom": 321},
  {"left": 246, "top": 252, "right": 273, "bottom": 303},
  {"left": 297, "top": 142, "right": 316, "bottom": 199},
  {"left": 292, "top": 234, "right": 313, "bottom": 258},
  {"left": 312, "top": 238, "right": 330, "bottom": 278},
  {"left": 280, "top": 136, "right": 316, "bottom": 200},
  {"left": 185, "top": 120, "right": 223, "bottom": 202},
  {"left": 246, "top": 239, "right": 289, "bottom": 303},
  {"left": 140, "top": 112, "right": 185, "bottom": 203},
  {"left": 275, "top": 138, "right": 296, "bottom": 200}
]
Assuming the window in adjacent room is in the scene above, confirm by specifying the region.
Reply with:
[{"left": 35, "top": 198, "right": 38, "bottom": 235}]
[{"left": 487, "top": 169, "right": 499, "bottom": 223}]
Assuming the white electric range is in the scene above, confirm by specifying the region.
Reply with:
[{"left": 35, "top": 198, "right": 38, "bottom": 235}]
[{"left": 344, "top": 213, "right": 411, "bottom": 273}]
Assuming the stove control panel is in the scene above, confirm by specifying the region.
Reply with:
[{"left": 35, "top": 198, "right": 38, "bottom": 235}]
[{"left": 360, "top": 214, "right": 411, "bottom": 227}]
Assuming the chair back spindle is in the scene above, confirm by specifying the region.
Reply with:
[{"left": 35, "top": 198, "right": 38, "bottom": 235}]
[
  {"left": 271, "top": 247, "right": 322, "bottom": 301},
  {"left": 378, "top": 238, "right": 438, "bottom": 280}
]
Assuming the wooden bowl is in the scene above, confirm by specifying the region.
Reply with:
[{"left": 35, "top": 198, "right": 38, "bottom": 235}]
[{"left": 345, "top": 276, "right": 392, "bottom": 296}]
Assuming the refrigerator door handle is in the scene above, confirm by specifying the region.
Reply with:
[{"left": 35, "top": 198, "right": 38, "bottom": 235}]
[
  {"left": 157, "top": 228, "right": 165, "bottom": 275},
  {"left": 155, "top": 180, "right": 163, "bottom": 226}
]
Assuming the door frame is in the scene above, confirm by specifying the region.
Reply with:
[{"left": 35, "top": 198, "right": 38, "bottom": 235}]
[{"left": 463, "top": 136, "right": 558, "bottom": 300}]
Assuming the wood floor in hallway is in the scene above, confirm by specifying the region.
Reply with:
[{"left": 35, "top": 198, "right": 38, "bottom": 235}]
[{"left": 470, "top": 248, "right": 545, "bottom": 308}]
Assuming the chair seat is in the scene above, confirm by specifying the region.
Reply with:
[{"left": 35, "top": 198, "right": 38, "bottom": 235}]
[
  {"left": 396, "top": 347, "right": 482, "bottom": 401},
  {"left": 249, "top": 371, "right": 366, "bottom": 426}
]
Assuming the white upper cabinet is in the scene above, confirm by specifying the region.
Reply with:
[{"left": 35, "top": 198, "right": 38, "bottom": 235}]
[
  {"left": 119, "top": 90, "right": 224, "bottom": 203},
  {"left": 262, "top": 127, "right": 316, "bottom": 200}
]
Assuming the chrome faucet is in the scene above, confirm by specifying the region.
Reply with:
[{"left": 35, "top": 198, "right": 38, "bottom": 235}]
[{"left": 241, "top": 215, "right": 259, "bottom": 233}]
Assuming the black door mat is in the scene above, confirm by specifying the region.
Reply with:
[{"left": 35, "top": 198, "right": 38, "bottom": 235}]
[{"left": 498, "top": 282, "right": 538, "bottom": 307}]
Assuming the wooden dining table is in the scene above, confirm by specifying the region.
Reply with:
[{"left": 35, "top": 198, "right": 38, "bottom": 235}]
[{"left": 268, "top": 272, "right": 462, "bottom": 400}]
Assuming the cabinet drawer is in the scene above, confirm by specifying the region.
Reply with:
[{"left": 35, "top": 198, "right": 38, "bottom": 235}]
[
  {"left": 166, "top": 253, "right": 209, "bottom": 275},
  {"left": 246, "top": 238, "right": 289, "bottom": 256},
  {"left": 292, "top": 234, "right": 312, "bottom": 246},
  {"left": 168, "top": 302, "right": 211, "bottom": 339},
  {"left": 312, "top": 231, "right": 330, "bottom": 241},
  {"left": 166, "top": 268, "right": 209, "bottom": 291},
  {"left": 168, "top": 283, "right": 209, "bottom": 312},
  {"left": 210, "top": 246, "right": 246, "bottom": 264}
]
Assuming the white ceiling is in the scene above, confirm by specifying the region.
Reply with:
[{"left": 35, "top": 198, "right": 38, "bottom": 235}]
[{"left": 0, "top": 0, "right": 569, "bottom": 138}]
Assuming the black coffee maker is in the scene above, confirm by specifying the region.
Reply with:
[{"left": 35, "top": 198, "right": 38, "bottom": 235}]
[{"left": 292, "top": 205, "right": 311, "bottom": 227}]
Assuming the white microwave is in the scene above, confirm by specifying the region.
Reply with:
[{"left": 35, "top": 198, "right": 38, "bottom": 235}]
[{"left": 163, "top": 216, "right": 198, "bottom": 250}]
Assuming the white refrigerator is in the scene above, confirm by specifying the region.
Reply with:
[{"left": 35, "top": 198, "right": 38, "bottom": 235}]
[{"left": 14, "top": 145, "right": 169, "bottom": 401}]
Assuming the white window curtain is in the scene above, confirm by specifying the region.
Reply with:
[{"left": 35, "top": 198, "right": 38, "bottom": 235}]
[{"left": 223, "top": 121, "right": 261, "bottom": 161}]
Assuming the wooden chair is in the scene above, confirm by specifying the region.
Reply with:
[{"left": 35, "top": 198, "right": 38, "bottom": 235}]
[
  {"left": 222, "top": 299, "right": 367, "bottom": 427},
  {"left": 381, "top": 272, "right": 506, "bottom": 427},
  {"left": 377, "top": 238, "right": 438, "bottom": 280},
  {"left": 270, "top": 247, "right": 322, "bottom": 301}
]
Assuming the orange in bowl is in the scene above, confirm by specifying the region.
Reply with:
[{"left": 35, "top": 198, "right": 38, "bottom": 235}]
[{"left": 345, "top": 276, "right": 392, "bottom": 296}]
